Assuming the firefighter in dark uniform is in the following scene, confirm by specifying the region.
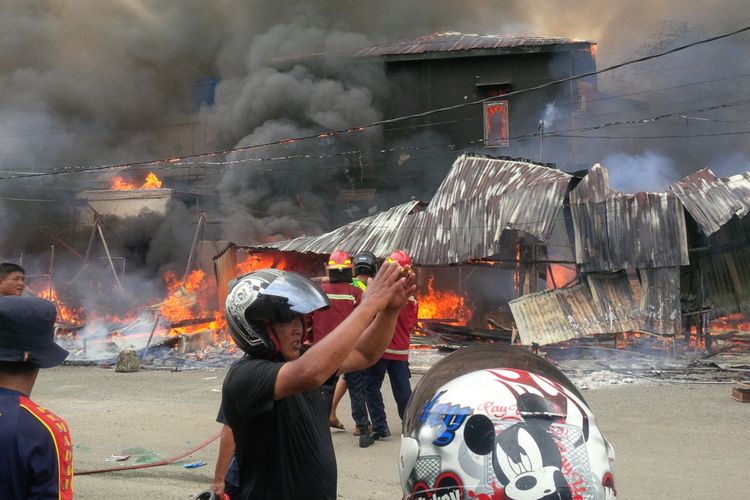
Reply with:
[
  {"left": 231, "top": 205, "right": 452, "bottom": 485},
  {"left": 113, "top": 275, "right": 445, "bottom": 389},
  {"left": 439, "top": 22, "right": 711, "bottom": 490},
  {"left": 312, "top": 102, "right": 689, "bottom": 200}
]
[{"left": 0, "top": 296, "right": 73, "bottom": 500}]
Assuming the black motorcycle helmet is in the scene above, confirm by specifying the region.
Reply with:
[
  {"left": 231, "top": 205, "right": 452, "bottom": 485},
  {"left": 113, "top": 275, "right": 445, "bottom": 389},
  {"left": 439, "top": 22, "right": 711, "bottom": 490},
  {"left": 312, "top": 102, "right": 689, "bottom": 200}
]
[
  {"left": 353, "top": 251, "right": 378, "bottom": 277},
  {"left": 225, "top": 269, "right": 329, "bottom": 356}
]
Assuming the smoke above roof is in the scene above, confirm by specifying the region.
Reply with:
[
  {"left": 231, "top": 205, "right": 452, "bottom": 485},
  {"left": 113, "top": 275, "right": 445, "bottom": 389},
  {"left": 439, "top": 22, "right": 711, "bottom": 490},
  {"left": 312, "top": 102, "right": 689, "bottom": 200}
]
[{"left": 2, "top": 0, "right": 750, "bottom": 263}]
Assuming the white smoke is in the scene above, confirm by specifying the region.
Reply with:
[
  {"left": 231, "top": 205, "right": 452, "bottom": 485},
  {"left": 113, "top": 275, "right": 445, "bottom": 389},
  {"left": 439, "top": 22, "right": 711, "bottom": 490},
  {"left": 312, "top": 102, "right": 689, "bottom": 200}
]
[
  {"left": 602, "top": 150, "right": 680, "bottom": 192},
  {"left": 540, "top": 103, "right": 559, "bottom": 130}
]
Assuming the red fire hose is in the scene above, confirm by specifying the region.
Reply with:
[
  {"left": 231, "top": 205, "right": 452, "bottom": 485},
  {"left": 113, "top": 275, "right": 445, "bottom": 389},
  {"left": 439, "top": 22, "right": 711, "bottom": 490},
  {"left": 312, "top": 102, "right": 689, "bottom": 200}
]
[{"left": 75, "top": 429, "right": 222, "bottom": 475}]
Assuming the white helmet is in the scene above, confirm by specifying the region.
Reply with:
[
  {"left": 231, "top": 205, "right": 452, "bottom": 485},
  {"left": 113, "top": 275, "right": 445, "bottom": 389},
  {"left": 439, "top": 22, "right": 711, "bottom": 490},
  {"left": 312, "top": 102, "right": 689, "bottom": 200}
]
[{"left": 399, "top": 344, "right": 616, "bottom": 500}]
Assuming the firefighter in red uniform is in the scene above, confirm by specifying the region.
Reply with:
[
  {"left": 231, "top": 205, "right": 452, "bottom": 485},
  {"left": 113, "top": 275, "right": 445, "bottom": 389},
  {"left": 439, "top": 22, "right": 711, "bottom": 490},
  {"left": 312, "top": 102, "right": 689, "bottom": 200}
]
[
  {"left": 0, "top": 296, "right": 73, "bottom": 500},
  {"left": 365, "top": 250, "right": 418, "bottom": 440},
  {"left": 311, "top": 250, "right": 374, "bottom": 447}
]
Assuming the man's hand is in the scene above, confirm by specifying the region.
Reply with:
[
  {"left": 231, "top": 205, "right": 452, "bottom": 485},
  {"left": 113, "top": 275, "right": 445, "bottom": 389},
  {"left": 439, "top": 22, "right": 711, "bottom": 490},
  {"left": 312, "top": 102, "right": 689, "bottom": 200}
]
[
  {"left": 386, "top": 269, "right": 416, "bottom": 311},
  {"left": 211, "top": 479, "right": 225, "bottom": 498},
  {"left": 361, "top": 261, "right": 405, "bottom": 312}
]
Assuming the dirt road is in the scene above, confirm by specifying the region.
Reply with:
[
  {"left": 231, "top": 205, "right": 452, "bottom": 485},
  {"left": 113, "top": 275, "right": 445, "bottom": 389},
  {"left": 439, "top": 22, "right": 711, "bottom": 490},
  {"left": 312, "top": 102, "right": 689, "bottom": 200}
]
[{"left": 30, "top": 364, "right": 748, "bottom": 499}]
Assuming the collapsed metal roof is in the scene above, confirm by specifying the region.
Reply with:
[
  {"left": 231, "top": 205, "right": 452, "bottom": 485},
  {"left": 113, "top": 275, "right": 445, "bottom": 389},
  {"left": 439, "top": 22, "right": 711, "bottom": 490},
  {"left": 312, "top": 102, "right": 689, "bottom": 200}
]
[
  {"left": 670, "top": 168, "right": 750, "bottom": 237},
  {"left": 570, "top": 164, "right": 689, "bottom": 272},
  {"left": 262, "top": 200, "right": 426, "bottom": 259},
  {"left": 414, "top": 155, "right": 572, "bottom": 264},
  {"left": 260, "top": 154, "right": 572, "bottom": 265},
  {"left": 355, "top": 32, "right": 594, "bottom": 60},
  {"left": 509, "top": 267, "right": 681, "bottom": 344}
]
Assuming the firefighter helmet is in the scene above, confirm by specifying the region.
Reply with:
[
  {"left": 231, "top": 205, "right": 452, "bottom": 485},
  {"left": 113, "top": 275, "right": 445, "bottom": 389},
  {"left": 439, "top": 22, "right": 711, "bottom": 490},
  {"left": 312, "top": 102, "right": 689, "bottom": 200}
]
[
  {"left": 225, "top": 269, "right": 329, "bottom": 356},
  {"left": 387, "top": 250, "right": 412, "bottom": 268},
  {"left": 353, "top": 251, "right": 378, "bottom": 277},
  {"left": 326, "top": 250, "right": 353, "bottom": 270}
]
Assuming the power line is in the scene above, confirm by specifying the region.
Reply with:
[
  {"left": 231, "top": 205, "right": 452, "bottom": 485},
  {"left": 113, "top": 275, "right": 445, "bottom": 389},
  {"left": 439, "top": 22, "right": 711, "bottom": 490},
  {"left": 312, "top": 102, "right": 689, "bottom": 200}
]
[
  {"left": 553, "top": 130, "right": 750, "bottom": 140},
  {"left": 516, "top": 98, "right": 750, "bottom": 141}
]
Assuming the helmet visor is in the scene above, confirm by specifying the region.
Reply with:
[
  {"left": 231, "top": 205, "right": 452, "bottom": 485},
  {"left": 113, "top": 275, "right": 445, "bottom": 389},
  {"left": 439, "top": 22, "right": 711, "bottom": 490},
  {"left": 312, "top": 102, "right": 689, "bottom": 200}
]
[{"left": 263, "top": 271, "right": 330, "bottom": 315}]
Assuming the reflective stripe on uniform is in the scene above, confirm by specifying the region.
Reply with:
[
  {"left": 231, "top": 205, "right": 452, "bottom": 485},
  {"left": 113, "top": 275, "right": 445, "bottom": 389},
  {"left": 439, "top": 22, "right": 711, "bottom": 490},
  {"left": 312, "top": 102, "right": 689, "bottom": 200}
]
[
  {"left": 326, "top": 293, "right": 356, "bottom": 302},
  {"left": 19, "top": 397, "right": 74, "bottom": 500},
  {"left": 384, "top": 348, "right": 410, "bottom": 356}
]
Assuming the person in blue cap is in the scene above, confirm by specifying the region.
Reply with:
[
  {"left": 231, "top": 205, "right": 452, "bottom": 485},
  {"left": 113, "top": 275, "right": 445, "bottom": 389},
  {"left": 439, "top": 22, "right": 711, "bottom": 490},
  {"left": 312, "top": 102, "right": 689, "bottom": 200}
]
[{"left": 0, "top": 296, "right": 73, "bottom": 500}]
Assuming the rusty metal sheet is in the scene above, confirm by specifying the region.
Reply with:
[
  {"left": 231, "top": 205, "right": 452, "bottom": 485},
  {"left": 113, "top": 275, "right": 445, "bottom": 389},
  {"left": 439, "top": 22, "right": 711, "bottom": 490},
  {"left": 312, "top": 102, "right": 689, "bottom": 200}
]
[
  {"left": 412, "top": 155, "right": 571, "bottom": 265},
  {"left": 509, "top": 269, "right": 675, "bottom": 344},
  {"left": 585, "top": 271, "right": 640, "bottom": 332},
  {"left": 670, "top": 169, "right": 750, "bottom": 236},
  {"left": 571, "top": 164, "right": 688, "bottom": 271},
  {"left": 704, "top": 247, "right": 750, "bottom": 316},
  {"left": 637, "top": 267, "right": 682, "bottom": 335},
  {"left": 509, "top": 282, "right": 617, "bottom": 345},
  {"left": 262, "top": 154, "right": 572, "bottom": 266},
  {"left": 213, "top": 243, "right": 237, "bottom": 308},
  {"left": 262, "top": 201, "right": 425, "bottom": 259},
  {"left": 701, "top": 215, "right": 750, "bottom": 315},
  {"left": 355, "top": 32, "right": 593, "bottom": 58}
]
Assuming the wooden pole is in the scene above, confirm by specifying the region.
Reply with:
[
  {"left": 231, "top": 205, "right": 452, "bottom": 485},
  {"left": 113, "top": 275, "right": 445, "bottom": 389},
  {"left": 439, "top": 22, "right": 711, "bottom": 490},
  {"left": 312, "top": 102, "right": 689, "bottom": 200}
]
[
  {"left": 182, "top": 211, "right": 206, "bottom": 285},
  {"left": 142, "top": 312, "right": 162, "bottom": 359},
  {"left": 67, "top": 213, "right": 99, "bottom": 287},
  {"left": 48, "top": 245, "right": 55, "bottom": 299},
  {"left": 96, "top": 220, "right": 125, "bottom": 294}
]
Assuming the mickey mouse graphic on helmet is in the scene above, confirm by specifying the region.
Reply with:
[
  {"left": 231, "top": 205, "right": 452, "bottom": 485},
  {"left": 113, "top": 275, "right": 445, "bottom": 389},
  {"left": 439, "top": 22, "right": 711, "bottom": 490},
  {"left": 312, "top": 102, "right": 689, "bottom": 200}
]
[{"left": 399, "top": 344, "right": 616, "bottom": 500}]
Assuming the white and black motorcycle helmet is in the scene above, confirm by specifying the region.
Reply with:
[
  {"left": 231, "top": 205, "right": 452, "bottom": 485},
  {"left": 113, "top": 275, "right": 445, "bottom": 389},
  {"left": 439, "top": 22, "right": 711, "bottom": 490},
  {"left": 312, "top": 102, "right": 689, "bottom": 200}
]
[
  {"left": 225, "top": 269, "right": 329, "bottom": 356},
  {"left": 400, "top": 344, "right": 617, "bottom": 500}
]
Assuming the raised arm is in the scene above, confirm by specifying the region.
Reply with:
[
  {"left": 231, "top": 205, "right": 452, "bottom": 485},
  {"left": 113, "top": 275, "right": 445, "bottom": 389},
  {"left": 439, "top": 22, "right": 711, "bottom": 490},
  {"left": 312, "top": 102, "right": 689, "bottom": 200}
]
[
  {"left": 337, "top": 271, "right": 416, "bottom": 373},
  {"left": 274, "top": 262, "right": 408, "bottom": 399}
]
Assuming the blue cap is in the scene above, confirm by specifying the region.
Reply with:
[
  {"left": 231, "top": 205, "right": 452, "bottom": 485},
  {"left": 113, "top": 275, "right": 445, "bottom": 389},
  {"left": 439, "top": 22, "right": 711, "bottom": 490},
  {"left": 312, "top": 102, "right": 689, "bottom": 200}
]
[{"left": 0, "top": 296, "right": 68, "bottom": 368}]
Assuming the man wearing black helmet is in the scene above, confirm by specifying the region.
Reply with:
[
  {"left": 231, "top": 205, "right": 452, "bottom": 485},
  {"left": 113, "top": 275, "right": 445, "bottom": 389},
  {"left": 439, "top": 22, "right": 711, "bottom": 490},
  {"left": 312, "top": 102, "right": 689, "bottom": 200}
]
[
  {"left": 221, "top": 262, "right": 414, "bottom": 500},
  {"left": 328, "top": 251, "right": 379, "bottom": 443}
]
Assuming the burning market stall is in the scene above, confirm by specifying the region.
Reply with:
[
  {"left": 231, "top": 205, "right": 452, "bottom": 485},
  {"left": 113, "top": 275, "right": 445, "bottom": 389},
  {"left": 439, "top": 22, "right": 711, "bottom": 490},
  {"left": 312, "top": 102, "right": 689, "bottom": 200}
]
[
  {"left": 670, "top": 169, "right": 750, "bottom": 350},
  {"left": 252, "top": 153, "right": 576, "bottom": 346},
  {"left": 510, "top": 164, "right": 689, "bottom": 346},
  {"left": 508, "top": 165, "right": 750, "bottom": 393}
]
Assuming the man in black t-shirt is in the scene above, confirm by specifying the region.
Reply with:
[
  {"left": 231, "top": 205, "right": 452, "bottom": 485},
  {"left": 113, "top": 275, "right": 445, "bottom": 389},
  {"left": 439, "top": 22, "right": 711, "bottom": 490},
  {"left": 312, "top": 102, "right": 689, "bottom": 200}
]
[{"left": 222, "top": 263, "right": 414, "bottom": 500}]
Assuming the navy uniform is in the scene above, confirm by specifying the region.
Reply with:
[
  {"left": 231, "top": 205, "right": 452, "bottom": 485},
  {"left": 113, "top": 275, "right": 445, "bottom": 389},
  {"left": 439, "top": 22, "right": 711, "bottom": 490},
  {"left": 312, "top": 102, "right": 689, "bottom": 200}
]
[
  {"left": 0, "top": 387, "right": 73, "bottom": 499},
  {"left": 0, "top": 296, "right": 73, "bottom": 499}
]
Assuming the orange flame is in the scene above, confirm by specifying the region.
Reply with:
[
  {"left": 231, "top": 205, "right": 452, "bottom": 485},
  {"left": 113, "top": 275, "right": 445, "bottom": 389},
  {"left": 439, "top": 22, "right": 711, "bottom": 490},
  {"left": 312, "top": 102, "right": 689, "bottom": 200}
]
[
  {"left": 157, "top": 269, "right": 224, "bottom": 337},
  {"left": 110, "top": 171, "right": 163, "bottom": 190},
  {"left": 236, "top": 253, "right": 293, "bottom": 275},
  {"left": 416, "top": 276, "right": 472, "bottom": 324},
  {"left": 711, "top": 313, "right": 750, "bottom": 332},
  {"left": 36, "top": 287, "right": 84, "bottom": 326},
  {"left": 547, "top": 264, "right": 577, "bottom": 289}
]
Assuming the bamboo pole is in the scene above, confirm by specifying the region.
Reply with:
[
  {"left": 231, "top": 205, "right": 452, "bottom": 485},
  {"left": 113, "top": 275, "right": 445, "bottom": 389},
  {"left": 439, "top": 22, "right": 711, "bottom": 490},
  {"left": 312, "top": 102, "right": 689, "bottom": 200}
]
[{"left": 96, "top": 221, "right": 124, "bottom": 294}]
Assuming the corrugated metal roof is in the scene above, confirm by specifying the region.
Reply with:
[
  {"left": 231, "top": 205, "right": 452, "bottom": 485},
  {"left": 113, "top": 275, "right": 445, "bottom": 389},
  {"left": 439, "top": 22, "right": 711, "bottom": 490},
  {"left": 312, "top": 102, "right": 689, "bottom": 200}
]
[
  {"left": 263, "top": 200, "right": 426, "bottom": 259},
  {"left": 637, "top": 267, "right": 682, "bottom": 335},
  {"left": 355, "top": 32, "right": 593, "bottom": 59},
  {"left": 261, "top": 154, "right": 572, "bottom": 265},
  {"left": 416, "top": 155, "right": 572, "bottom": 264},
  {"left": 509, "top": 268, "right": 680, "bottom": 345},
  {"left": 570, "top": 164, "right": 689, "bottom": 272},
  {"left": 669, "top": 168, "right": 750, "bottom": 236}
]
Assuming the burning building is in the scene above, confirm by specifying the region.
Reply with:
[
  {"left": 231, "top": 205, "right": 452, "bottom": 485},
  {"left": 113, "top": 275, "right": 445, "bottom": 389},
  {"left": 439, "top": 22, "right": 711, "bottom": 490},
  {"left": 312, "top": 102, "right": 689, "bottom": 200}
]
[{"left": 234, "top": 152, "right": 750, "bottom": 350}]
